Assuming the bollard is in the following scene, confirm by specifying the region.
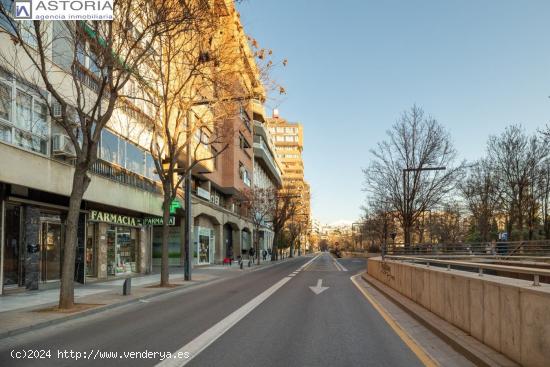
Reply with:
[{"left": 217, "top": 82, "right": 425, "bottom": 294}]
[
  {"left": 248, "top": 260, "right": 251, "bottom": 267},
  {"left": 240, "top": 261, "right": 243, "bottom": 270},
  {"left": 123, "top": 277, "right": 132, "bottom": 295}
]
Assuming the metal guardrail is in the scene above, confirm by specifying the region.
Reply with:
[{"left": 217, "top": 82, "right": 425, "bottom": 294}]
[
  {"left": 385, "top": 240, "right": 550, "bottom": 258},
  {"left": 384, "top": 255, "right": 550, "bottom": 286}
]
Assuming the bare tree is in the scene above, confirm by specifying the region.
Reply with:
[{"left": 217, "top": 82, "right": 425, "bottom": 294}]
[
  {"left": 242, "top": 187, "right": 276, "bottom": 264},
  {"left": 487, "top": 125, "right": 549, "bottom": 240},
  {"left": 270, "top": 190, "right": 299, "bottom": 260},
  {"left": 458, "top": 160, "right": 502, "bottom": 242},
  {"left": 140, "top": 1, "right": 247, "bottom": 286},
  {"left": 0, "top": 1, "right": 176, "bottom": 309},
  {"left": 363, "top": 105, "right": 464, "bottom": 248}
]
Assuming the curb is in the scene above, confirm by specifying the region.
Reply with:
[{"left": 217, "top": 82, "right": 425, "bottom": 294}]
[
  {"left": 360, "top": 272, "right": 518, "bottom": 367},
  {"left": 0, "top": 257, "right": 304, "bottom": 340}
]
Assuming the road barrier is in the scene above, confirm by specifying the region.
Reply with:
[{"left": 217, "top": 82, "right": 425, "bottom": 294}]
[{"left": 367, "top": 256, "right": 550, "bottom": 367}]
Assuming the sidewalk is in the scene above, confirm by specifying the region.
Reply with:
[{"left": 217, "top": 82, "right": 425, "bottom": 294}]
[{"left": 0, "top": 257, "right": 297, "bottom": 339}]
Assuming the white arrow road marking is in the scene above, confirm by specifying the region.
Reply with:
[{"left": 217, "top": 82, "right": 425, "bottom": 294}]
[
  {"left": 309, "top": 278, "right": 329, "bottom": 295},
  {"left": 156, "top": 255, "right": 320, "bottom": 367}
]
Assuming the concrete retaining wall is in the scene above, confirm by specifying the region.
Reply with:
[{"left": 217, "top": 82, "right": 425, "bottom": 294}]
[{"left": 367, "top": 257, "right": 550, "bottom": 367}]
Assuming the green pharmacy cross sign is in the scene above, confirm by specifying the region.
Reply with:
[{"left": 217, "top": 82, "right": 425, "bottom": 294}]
[{"left": 169, "top": 200, "right": 182, "bottom": 214}]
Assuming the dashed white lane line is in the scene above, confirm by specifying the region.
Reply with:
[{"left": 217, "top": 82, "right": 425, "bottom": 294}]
[
  {"left": 156, "top": 253, "right": 322, "bottom": 367},
  {"left": 332, "top": 258, "right": 348, "bottom": 272},
  {"left": 156, "top": 277, "right": 292, "bottom": 367}
]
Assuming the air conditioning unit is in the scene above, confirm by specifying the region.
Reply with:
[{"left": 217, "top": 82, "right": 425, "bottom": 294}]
[{"left": 52, "top": 134, "right": 76, "bottom": 158}]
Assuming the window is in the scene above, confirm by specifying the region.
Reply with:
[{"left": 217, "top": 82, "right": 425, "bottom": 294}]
[
  {"left": 212, "top": 147, "right": 218, "bottom": 169},
  {"left": 0, "top": 0, "right": 16, "bottom": 34},
  {"left": 33, "top": 100, "right": 48, "bottom": 137},
  {"left": 0, "top": 80, "right": 11, "bottom": 122},
  {"left": 16, "top": 90, "right": 32, "bottom": 131},
  {"left": 239, "top": 162, "right": 251, "bottom": 187},
  {"left": 100, "top": 129, "right": 119, "bottom": 164},
  {"left": 145, "top": 153, "right": 158, "bottom": 181},
  {"left": 0, "top": 72, "right": 49, "bottom": 155},
  {"left": 239, "top": 133, "right": 250, "bottom": 150},
  {"left": 126, "top": 142, "right": 145, "bottom": 175},
  {"left": 89, "top": 49, "right": 101, "bottom": 77}
]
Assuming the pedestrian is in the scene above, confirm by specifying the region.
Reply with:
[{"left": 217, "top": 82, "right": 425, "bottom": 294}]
[
  {"left": 262, "top": 249, "right": 267, "bottom": 261},
  {"left": 249, "top": 247, "right": 255, "bottom": 260}
]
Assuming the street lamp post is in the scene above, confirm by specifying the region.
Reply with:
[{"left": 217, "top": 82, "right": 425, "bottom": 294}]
[{"left": 402, "top": 166, "right": 446, "bottom": 251}]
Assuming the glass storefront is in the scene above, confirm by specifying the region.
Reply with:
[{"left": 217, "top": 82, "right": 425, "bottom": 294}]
[
  {"left": 86, "top": 223, "right": 96, "bottom": 278},
  {"left": 40, "top": 220, "right": 61, "bottom": 282},
  {"left": 152, "top": 226, "right": 181, "bottom": 266},
  {"left": 194, "top": 227, "right": 214, "bottom": 265},
  {"left": 107, "top": 225, "right": 139, "bottom": 276},
  {"left": 2, "top": 203, "right": 64, "bottom": 287}
]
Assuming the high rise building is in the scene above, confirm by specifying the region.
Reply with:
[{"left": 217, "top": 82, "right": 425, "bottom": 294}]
[{"left": 266, "top": 114, "right": 311, "bottom": 249}]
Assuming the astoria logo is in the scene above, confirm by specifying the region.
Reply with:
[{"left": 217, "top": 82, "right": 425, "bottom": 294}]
[
  {"left": 14, "top": 0, "right": 113, "bottom": 20},
  {"left": 35, "top": 0, "right": 113, "bottom": 11}
]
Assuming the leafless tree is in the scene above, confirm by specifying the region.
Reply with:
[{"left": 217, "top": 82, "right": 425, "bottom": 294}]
[
  {"left": 363, "top": 105, "right": 464, "bottom": 248},
  {"left": 270, "top": 190, "right": 299, "bottom": 260},
  {"left": 487, "top": 124, "right": 549, "bottom": 240},
  {"left": 0, "top": 1, "right": 177, "bottom": 309},
  {"left": 139, "top": 1, "right": 251, "bottom": 286},
  {"left": 458, "top": 160, "right": 502, "bottom": 242},
  {"left": 242, "top": 187, "right": 276, "bottom": 264}
]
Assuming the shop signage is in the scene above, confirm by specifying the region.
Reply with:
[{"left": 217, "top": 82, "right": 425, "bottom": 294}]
[
  {"left": 143, "top": 216, "right": 175, "bottom": 226},
  {"left": 89, "top": 210, "right": 141, "bottom": 226},
  {"left": 169, "top": 200, "right": 182, "bottom": 214},
  {"left": 197, "top": 187, "right": 211, "bottom": 200},
  {"left": 90, "top": 210, "right": 176, "bottom": 227}
]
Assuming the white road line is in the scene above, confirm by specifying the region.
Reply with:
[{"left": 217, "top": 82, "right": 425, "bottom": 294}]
[
  {"left": 156, "top": 276, "right": 292, "bottom": 367},
  {"left": 332, "top": 258, "right": 348, "bottom": 272},
  {"left": 337, "top": 261, "right": 348, "bottom": 272}
]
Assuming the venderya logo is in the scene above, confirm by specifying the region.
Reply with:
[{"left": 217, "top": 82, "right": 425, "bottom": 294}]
[{"left": 14, "top": 0, "right": 113, "bottom": 20}]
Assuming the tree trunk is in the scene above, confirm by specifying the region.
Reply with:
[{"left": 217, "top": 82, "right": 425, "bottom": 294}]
[
  {"left": 403, "top": 218, "right": 412, "bottom": 251},
  {"left": 160, "top": 198, "right": 171, "bottom": 286},
  {"left": 255, "top": 229, "right": 260, "bottom": 265},
  {"left": 272, "top": 231, "right": 279, "bottom": 261},
  {"left": 58, "top": 167, "right": 90, "bottom": 310}
]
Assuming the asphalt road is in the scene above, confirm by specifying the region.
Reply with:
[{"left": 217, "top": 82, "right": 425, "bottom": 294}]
[{"left": 0, "top": 253, "right": 422, "bottom": 367}]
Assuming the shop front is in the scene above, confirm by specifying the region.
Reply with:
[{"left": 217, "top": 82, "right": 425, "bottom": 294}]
[
  {"left": 1, "top": 197, "right": 85, "bottom": 291},
  {"left": 194, "top": 227, "right": 215, "bottom": 265},
  {"left": 86, "top": 209, "right": 146, "bottom": 280}
]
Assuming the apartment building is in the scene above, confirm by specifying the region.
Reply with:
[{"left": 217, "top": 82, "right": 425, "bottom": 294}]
[
  {"left": 266, "top": 113, "right": 311, "bottom": 247},
  {"left": 151, "top": 1, "right": 277, "bottom": 266},
  {"left": 0, "top": 0, "right": 268, "bottom": 294}
]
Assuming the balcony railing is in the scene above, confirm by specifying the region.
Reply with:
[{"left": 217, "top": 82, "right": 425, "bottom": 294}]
[
  {"left": 90, "top": 159, "right": 161, "bottom": 194},
  {"left": 254, "top": 134, "right": 281, "bottom": 176}
]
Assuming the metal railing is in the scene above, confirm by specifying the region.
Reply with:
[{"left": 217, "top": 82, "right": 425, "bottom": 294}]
[
  {"left": 385, "top": 240, "right": 550, "bottom": 259},
  {"left": 384, "top": 255, "right": 550, "bottom": 286},
  {"left": 90, "top": 159, "right": 161, "bottom": 194}
]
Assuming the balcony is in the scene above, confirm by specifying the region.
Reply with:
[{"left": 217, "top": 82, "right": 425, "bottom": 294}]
[
  {"left": 90, "top": 159, "right": 161, "bottom": 194},
  {"left": 253, "top": 134, "right": 282, "bottom": 187},
  {"left": 250, "top": 99, "right": 266, "bottom": 121}
]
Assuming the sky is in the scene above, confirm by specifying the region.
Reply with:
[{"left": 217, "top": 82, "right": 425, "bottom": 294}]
[{"left": 237, "top": 0, "right": 550, "bottom": 225}]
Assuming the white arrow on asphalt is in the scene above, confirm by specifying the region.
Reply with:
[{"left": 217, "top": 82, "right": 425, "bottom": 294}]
[{"left": 309, "top": 278, "right": 329, "bottom": 295}]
